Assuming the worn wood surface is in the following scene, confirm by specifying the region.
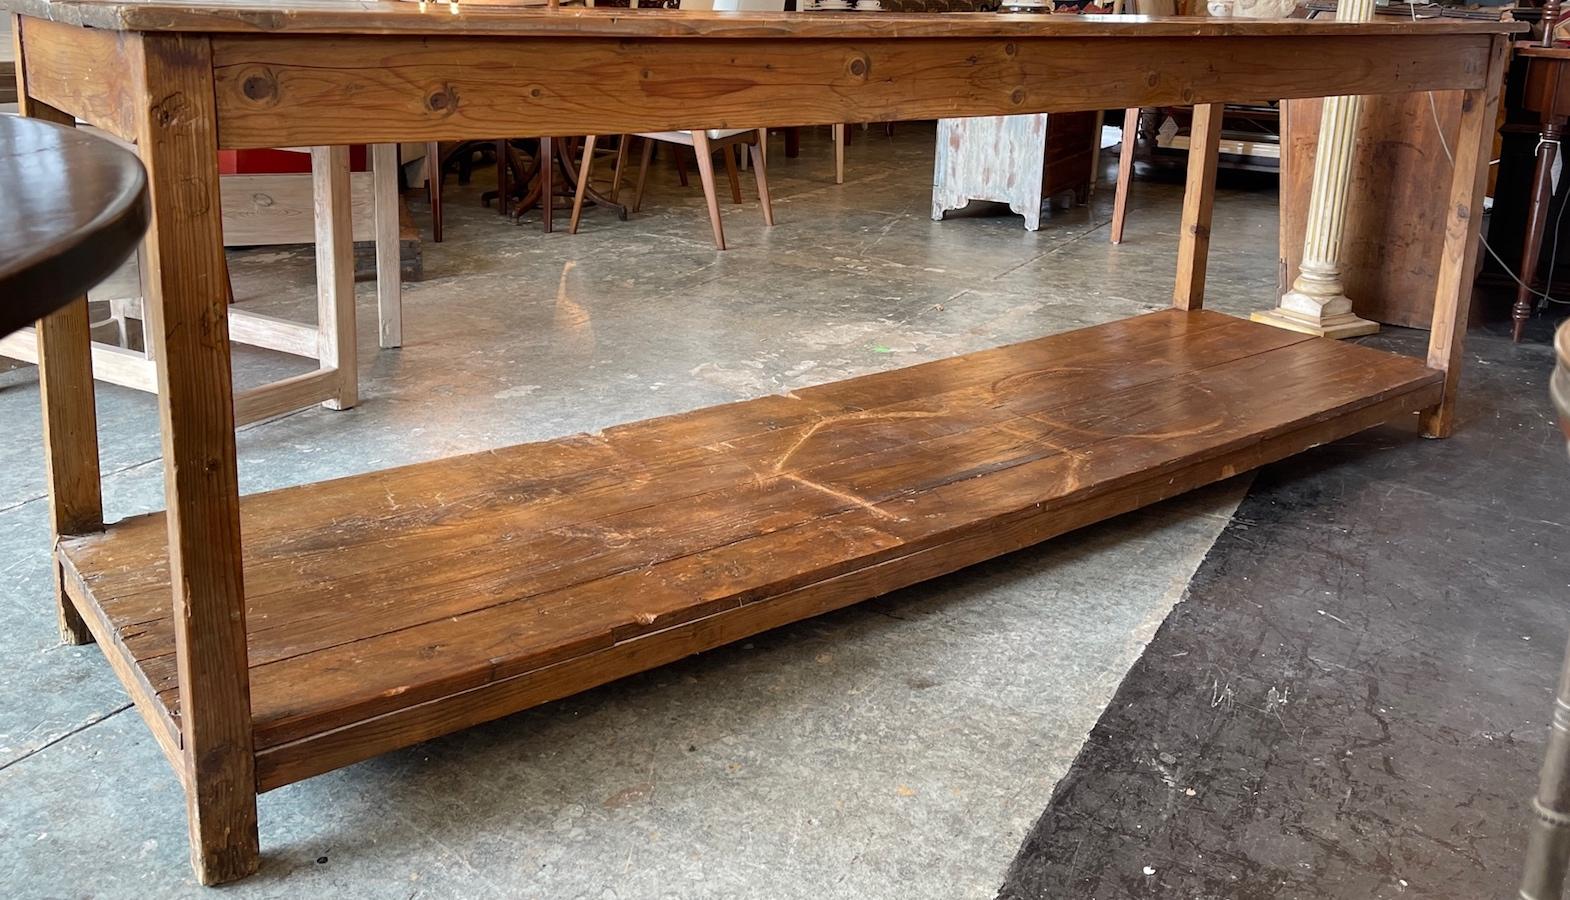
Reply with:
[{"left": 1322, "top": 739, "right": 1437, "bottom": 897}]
[
  {"left": 1278, "top": 92, "right": 1464, "bottom": 329},
  {"left": 57, "top": 310, "right": 1442, "bottom": 790},
  {"left": 132, "top": 32, "right": 258, "bottom": 885},
  {"left": 1422, "top": 38, "right": 1509, "bottom": 438},
  {"left": 199, "top": 32, "right": 1498, "bottom": 149},
  {"left": 13, "top": 15, "right": 138, "bottom": 141},
  {"left": 931, "top": 113, "right": 1097, "bottom": 231}
]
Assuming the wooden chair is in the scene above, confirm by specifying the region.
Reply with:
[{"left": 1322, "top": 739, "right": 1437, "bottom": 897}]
[{"left": 570, "top": 129, "right": 774, "bottom": 250}]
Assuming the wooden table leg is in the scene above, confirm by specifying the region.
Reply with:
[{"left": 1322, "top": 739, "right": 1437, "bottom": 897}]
[
  {"left": 134, "top": 32, "right": 259, "bottom": 885},
  {"left": 14, "top": 20, "right": 101, "bottom": 646},
  {"left": 1173, "top": 103, "right": 1223, "bottom": 311},
  {"left": 1516, "top": 120, "right": 1561, "bottom": 343},
  {"left": 541, "top": 136, "right": 555, "bottom": 234},
  {"left": 371, "top": 143, "right": 403, "bottom": 350},
  {"left": 312, "top": 146, "right": 357, "bottom": 410},
  {"left": 425, "top": 141, "right": 443, "bottom": 243},
  {"left": 1423, "top": 36, "right": 1510, "bottom": 439}
]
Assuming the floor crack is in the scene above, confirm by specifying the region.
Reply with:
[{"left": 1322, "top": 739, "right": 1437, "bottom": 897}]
[{"left": 0, "top": 703, "right": 133, "bottom": 774}]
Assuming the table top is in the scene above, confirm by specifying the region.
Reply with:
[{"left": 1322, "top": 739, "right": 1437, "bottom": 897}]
[
  {"left": 0, "top": 1, "right": 1525, "bottom": 36},
  {"left": 0, "top": 115, "right": 148, "bottom": 337}
]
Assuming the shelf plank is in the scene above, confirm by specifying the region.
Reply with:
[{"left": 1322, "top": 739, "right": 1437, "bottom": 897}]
[{"left": 58, "top": 310, "right": 1442, "bottom": 790}]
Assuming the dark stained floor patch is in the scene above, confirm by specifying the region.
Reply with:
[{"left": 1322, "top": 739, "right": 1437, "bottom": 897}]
[{"left": 998, "top": 324, "right": 1570, "bottom": 899}]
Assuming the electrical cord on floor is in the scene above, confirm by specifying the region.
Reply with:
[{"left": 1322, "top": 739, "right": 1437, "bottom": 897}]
[{"left": 1407, "top": 0, "right": 1570, "bottom": 309}]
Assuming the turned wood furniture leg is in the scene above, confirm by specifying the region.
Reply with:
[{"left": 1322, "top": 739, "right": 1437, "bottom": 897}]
[
  {"left": 425, "top": 141, "right": 443, "bottom": 242},
  {"left": 833, "top": 122, "right": 846, "bottom": 184},
  {"left": 570, "top": 134, "right": 598, "bottom": 234},
  {"left": 750, "top": 130, "right": 775, "bottom": 227},
  {"left": 15, "top": 29, "right": 102, "bottom": 645},
  {"left": 1423, "top": 37, "right": 1510, "bottom": 438},
  {"left": 371, "top": 143, "right": 402, "bottom": 350},
  {"left": 1516, "top": 119, "right": 1562, "bottom": 343},
  {"left": 1111, "top": 106, "right": 1139, "bottom": 245},
  {"left": 311, "top": 146, "right": 357, "bottom": 410},
  {"left": 633, "top": 136, "right": 654, "bottom": 213},
  {"left": 722, "top": 141, "right": 743, "bottom": 204},
  {"left": 134, "top": 32, "right": 259, "bottom": 885},
  {"left": 1173, "top": 102, "right": 1223, "bottom": 311},
  {"left": 690, "top": 130, "right": 727, "bottom": 250},
  {"left": 541, "top": 136, "right": 555, "bottom": 234}
]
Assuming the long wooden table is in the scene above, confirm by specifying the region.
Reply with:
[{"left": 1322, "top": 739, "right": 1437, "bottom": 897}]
[{"left": 4, "top": 2, "right": 1516, "bottom": 884}]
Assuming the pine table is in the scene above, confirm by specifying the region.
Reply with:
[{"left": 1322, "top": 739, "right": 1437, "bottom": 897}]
[{"left": 4, "top": 2, "right": 1519, "bottom": 883}]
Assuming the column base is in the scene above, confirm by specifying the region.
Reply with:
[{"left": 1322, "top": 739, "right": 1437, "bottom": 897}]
[{"left": 1249, "top": 307, "right": 1379, "bottom": 340}]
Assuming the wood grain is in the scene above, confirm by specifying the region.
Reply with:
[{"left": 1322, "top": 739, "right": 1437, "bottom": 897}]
[
  {"left": 1173, "top": 102, "right": 1222, "bottom": 311},
  {"left": 1422, "top": 35, "right": 1509, "bottom": 438},
  {"left": 14, "top": 15, "right": 139, "bottom": 141},
  {"left": 1278, "top": 91, "right": 1465, "bottom": 329},
  {"left": 253, "top": 374, "right": 1440, "bottom": 792},
  {"left": 59, "top": 311, "right": 1442, "bottom": 789},
  {"left": 132, "top": 31, "right": 259, "bottom": 885},
  {"left": 205, "top": 33, "right": 1497, "bottom": 149}
]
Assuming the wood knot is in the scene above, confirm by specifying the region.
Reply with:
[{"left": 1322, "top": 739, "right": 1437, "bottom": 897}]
[
  {"left": 426, "top": 85, "right": 459, "bottom": 114},
  {"left": 847, "top": 56, "right": 869, "bottom": 78},
  {"left": 1145, "top": 71, "right": 1159, "bottom": 88},
  {"left": 1004, "top": 42, "right": 1017, "bottom": 56},
  {"left": 150, "top": 92, "right": 194, "bottom": 128},
  {"left": 240, "top": 71, "right": 278, "bottom": 105},
  {"left": 1010, "top": 88, "right": 1025, "bottom": 105}
]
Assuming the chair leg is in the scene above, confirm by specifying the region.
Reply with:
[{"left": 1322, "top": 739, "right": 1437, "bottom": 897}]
[
  {"left": 541, "top": 136, "right": 555, "bottom": 234},
  {"left": 570, "top": 134, "right": 597, "bottom": 234},
  {"left": 832, "top": 123, "right": 845, "bottom": 185},
  {"left": 1111, "top": 106, "right": 1139, "bottom": 245},
  {"left": 722, "top": 143, "right": 743, "bottom": 204},
  {"left": 633, "top": 137, "right": 654, "bottom": 213},
  {"left": 425, "top": 141, "right": 443, "bottom": 243},
  {"left": 674, "top": 147, "right": 690, "bottom": 187},
  {"left": 750, "top": 130, "right": 774, "bottom": 227},
  {"left": 691, "top": 131, "right": 727, "bottom": 250},
  {"left": 371, "top": 143, "right": 403, "bottom": 349},
  {"left": 610, "top": 135, "right": 631, "bottom": 202}
]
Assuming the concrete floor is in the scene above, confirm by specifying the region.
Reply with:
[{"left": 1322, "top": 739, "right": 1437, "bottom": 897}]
[{"left": 0, "top": 126, "right": 1283, "bottom": 897}]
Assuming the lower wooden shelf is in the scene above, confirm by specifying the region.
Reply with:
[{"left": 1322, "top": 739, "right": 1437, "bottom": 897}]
[{"left": 58, "top": 309, "right": 1440, "bottom": 792}]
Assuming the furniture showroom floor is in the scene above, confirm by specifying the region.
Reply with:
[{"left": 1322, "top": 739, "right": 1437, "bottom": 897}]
[{"left": 1, "top": 126, "right": 1562, "bottom": 898}]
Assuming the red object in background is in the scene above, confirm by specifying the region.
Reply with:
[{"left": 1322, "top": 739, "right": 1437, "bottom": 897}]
[{"left": 217, "top": 146, "right": 370, "bottom": 175}]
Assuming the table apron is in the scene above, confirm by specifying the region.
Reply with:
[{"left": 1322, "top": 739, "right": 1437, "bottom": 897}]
[{"left": 198, "top": 32, "right": 1492, "bottom": 150}]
